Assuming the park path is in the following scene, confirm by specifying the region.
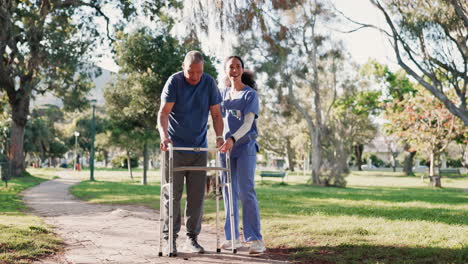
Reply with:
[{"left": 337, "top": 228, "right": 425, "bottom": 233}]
[{"left": 22, "top": 172, "right": 289, "bottom": 264}]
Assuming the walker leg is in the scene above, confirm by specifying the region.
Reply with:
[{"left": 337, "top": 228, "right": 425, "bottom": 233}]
[
  {"left": 158, "top": 151, "right": 165, "bottom": 256},
  {"left": 226, "top": 153, "right": 236, "bottom": 254},
  {"left": 168, "top": 145, "right": 175, "bottom": 256},
  {"left": 215, "top": 153, "right": 221, "bottom": 253}
]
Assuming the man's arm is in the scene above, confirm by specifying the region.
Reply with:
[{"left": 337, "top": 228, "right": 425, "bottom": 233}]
[
  {"left": 210, "top": 104, "right": 224, "bottom": 148},
  {"left": 158, "top": 102, "right": 175, "bottom": 151}
]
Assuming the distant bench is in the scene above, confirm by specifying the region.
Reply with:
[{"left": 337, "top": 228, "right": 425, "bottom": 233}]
[
  {"left": 421, "top": 168, "right": 461, "bottom": 182},
  {"left": 439, "top": 168, "right": 460, "bottom": 176},
  {"left": 259, "top": 170, "right": 288, "bottom": 183}
]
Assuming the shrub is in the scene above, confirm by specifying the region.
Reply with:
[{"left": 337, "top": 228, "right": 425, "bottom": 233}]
[
  {"left": 111, "top": 155, "right": 138, "bottom": 169},
  {"left": 369, "top": 154, "right": 385, "bottom": 168}
]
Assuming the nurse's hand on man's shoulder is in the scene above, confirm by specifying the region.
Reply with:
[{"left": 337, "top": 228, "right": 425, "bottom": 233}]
[{"left": 160, "top": 138, "right": 173, "bottom": 151}]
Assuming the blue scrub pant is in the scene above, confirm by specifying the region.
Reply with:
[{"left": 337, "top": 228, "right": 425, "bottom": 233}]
[{"left": 221, "top": 149, "right": 262, "bottom": 242}]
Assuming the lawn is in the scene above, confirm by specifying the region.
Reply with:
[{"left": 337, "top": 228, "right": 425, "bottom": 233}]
[
  {"left": 31, "top": 168, "right": 468, "bottom": 263},
  {"left": 0, "top": 172, "right": 62, "bottom": 264}
]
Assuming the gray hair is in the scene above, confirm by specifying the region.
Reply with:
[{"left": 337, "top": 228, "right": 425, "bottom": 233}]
[{"left": 183, "top": 50, "right": 204, "bottom": 65}]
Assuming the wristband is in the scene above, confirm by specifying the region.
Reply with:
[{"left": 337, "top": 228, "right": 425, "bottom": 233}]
[
  {"left": 230, "top": 136, "right": 236, "bottom": 143},
  {"left": 216, "top": 136, "right": 223, "bottom": 140}
]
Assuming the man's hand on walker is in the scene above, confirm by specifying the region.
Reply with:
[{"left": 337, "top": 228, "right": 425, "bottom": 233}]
[
  {"left": 219, "top": 138, "right": 234, "bottom": 153},
  {"left": 160, "top": 138, "right": 173, "bottom": 151},
  {"left": 216, "top": 137, "right": 224, "bottom": 148}
]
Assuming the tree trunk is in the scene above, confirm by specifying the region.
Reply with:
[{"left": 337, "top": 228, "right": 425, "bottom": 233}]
[
  {"left": 7, "top": 78, "right": 31, "bottom": 177},
  {"left": 311, "top": 130, "right": 322, "bottom": 185},
  {"left": 403, "top": 145, "right": 416, "bottom": 176},
  {"left": 429, "top": 152, "right": 434, "bottom": 177},
  {"left": 103, "top": 150, "right": 109, "bottom": 168},
  {"left": 429, "top": 152, "right": 442, "bottom": 188},
  {"left": 286, "top": 138, "right": 295, "bottom": 172},
  {"left": 391, "top": 153, "right": 398, "bottom": 172},
  {"left": 142, "top": 141, "right": 148, "bottom": 185},
  {"left": 462, "top": 144, "right": 468, "bottom": 168},
  {"left": 10, "top": 120, "right": 26, "bottom": 177},
  {"left": 127, "top": 151, "right": 133, "bottom": 179},
  {"left": 354, "top": 144, "right": 364, "bottom": 171}
]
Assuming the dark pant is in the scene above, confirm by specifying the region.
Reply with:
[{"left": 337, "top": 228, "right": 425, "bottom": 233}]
[{"left": 162, "top": 151, "right": 207, "bottom": 239}]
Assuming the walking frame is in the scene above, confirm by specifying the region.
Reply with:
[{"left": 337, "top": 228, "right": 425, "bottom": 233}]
[{"left": 158, "top": 143, "right": 236, "bottom": 257}]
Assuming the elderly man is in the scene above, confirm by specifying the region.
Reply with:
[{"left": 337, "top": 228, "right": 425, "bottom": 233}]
[{"left": 158, "top": 50, "right": 224, "bottom": 254}]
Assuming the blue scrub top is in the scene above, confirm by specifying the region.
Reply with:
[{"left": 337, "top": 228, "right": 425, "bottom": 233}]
[
  {"left": 161, "top": 71, "right": 221, "bottom": 148},
  {"left": 220, "top": 85, "right": 260, "bottom": 157}
]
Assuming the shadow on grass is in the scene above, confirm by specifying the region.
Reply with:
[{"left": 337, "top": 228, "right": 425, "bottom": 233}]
[
  {"left": 72, "top": 181, "right": 467, "bottom": 225},
  {"left": 257, "top": 184, "right": 467, "bottom": 225},
  {"left": 267, "top": 244, "right": 468, "bottom": 264},
  {"left": 258, "top": 183, "right": 467, "bottom": 205},
  {"left": 263, "top": 198, "right": 467, "bottom": 225}
]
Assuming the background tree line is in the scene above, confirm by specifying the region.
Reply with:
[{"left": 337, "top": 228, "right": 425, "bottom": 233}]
[{"left": 0, "top": 0, "right": 466, "bottom": 189}]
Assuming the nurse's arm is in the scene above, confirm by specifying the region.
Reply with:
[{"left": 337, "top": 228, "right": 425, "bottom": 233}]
[
  {"left": 210, "top": 104, "right": 224, "bottom": 148},
  {"left": 158, "top": 102, "right": 175, "bottom": 151}
]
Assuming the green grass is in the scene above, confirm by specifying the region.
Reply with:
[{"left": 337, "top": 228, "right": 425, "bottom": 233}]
[
  {"left": 0, "top": 172, "right": 62, "bottom": 264},
  {"left": 37, "top": 168, "right": 468, "bottom": 263}
]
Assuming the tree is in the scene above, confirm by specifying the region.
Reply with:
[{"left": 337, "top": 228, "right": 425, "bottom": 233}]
[
  {"left": 150, "top": 0, "right": 379, "bottom": 185},
  {"left": 385, "top": 88, "right": 466, "bottom": 187},
  {"left": 67, "top": 110, "right": 108, "bottom": 169},
  {"left": 382, "top": 135, "right": 399, "bottom": 172},
  {"left": 0, "top": 1, "right": 135, "bottom": 176},
  {"left": 95, "top": 132, "right": 112, "bottom": 168},
  {"left": 105, "top": 26, "right": 218, "bottom": 184},
  {"left": 257, "top": 103, "right": 307, "bottom": 172},
  {"left": 363, "top": 60, "right": 419, "bottom": 175},
  {"left": 236, "top": 1, "right": 342, "bottom": 185},
  {"left": 361, "top": 0, "right": 467, "bottom": 125},
  {"left": 327, "top": 89, "right": 379, "bottom": 185},
  {"left": 23, "top": 105, "right": 67, "bottom": 166}
]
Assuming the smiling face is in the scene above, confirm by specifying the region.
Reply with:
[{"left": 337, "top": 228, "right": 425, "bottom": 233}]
[
  {"left": 182, "top": 62, "right": 204, "bottom": 86},
  {"left": 225, "top": 57, "right": 244, "bottom": 83}
]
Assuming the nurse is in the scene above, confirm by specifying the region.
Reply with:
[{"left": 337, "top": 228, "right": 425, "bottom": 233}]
[{"left": 219, "top": 56, "right": 265, "bottom": 254}]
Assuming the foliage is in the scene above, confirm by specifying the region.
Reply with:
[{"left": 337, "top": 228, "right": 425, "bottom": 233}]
[
  {"left": 110, "top": 155, "right": 138, "bottom": 169},
  {"left": 0, "top": 0, "right": 137, "bottom": 176},
  {"left": 447, "top": 158, "right": 463, "bottom": 168},
  {"left": 23, "top": 105, "right": 67, "bottom": 163},
  {"left": 321, "top": 88, "right": 379, "bottom": 186},
  {"left": 105, "top": 26, "right": 218, "bottom": 166},
  {"left": 369, "top": 0, "right": 467, "bottom": 125},
  {"left": 257, "top": 103, "right": 308, "bottom": 171},
  {"left": 384, "top": 87, "right": 466, "bottom": 186},
  {"left": 369, "top": 154, "right": 385, "bottom": 168},
  {"left": 363, "top": 60, "right": 420, "bottom": 176},
  {"left": 385, "top": 89, "right": 465, "bottom": 155},
  {"left": 68, "top": 110, "right": 109, "bottom": 155}
]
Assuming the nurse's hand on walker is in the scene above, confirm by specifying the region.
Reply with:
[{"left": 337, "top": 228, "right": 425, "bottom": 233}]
[
  {"left": 219, "top": 137, "right": 234, "bottom": 153},
  {"left": 160, "top": 137, "right": 173, "bottom": 151}
]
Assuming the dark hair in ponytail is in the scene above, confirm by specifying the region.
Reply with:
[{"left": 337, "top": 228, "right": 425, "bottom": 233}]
[{"left": 224, "top": 56, "right": 257, "bottom": 90}]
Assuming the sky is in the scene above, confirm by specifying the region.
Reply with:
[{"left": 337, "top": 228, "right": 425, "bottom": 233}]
[
  {"left": 332, "top": 0, "right": 396, "bottom": 65},
  {"left": 94, "top": 0, "right": 398, "bottom": 73}
]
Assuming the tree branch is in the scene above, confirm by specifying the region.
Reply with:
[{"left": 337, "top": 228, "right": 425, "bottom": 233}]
[
  {"left": 450, "top": 0, "right": 468, "bottom": 28},
  {"left": 53, "top": 0, "right": 115, "bottom": 41},
  {"left": 328, "top": 0, "right": 392, "bottom": 38},
  {"left": 372, "top": 0, "right": 468, "bottom": 125}
]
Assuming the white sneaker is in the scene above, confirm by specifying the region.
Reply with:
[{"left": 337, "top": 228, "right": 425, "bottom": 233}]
[
  {"left": 221, "top": 239, "right": 243, "bottom": 250},
  {"left": 248, "top": 240, "right": 266, "bottom": 254}
]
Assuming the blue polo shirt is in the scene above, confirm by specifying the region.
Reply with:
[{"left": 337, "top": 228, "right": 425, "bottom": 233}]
[{"left": 161, "top": 71, "right": 221, "bottom": 148}]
